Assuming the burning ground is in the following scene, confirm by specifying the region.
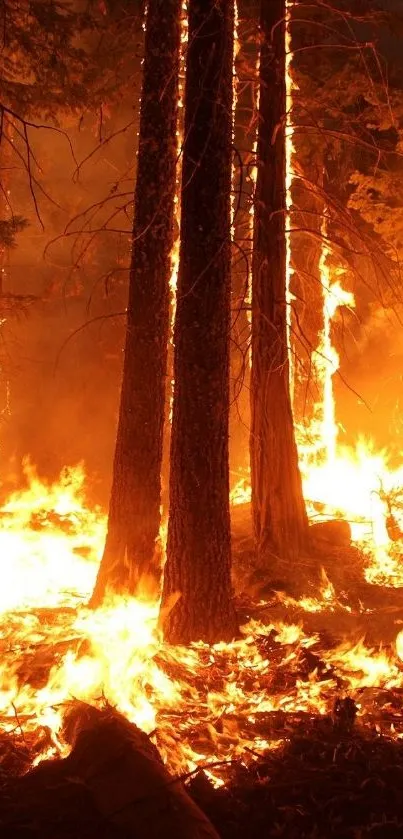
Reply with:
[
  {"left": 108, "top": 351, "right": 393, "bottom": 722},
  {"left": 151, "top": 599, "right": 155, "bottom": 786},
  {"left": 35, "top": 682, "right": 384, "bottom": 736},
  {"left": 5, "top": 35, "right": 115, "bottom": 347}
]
[{"left": 1, "top": 465, "right": 403, "bottom": 835}]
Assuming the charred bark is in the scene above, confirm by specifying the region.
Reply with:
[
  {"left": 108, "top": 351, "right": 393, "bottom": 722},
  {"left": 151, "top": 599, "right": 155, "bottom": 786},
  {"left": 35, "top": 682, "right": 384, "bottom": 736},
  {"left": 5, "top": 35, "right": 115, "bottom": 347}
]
[
  {"left": 250, "top": 0, "right": 309, "bottom": 563},
  {"left": 229, "top": 0, "right": 260, "bottom": 483},
  {"left": 161, "top": 0, "right": 239, "bottom": 645},
  {"left": 91, "top": 0, "right": 181, "bottom": 606},
  {"left": 291, "top": 165, "right": 326, "bottom": 425},
  {"left": 24, "top": 702, "right": 220, "bottom": 839}
]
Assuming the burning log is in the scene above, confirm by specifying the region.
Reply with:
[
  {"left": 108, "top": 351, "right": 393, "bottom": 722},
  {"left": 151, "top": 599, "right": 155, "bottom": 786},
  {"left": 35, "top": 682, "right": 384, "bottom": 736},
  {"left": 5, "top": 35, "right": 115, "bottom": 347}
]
[{"left": 56, "top": 702, "right": 221, "bottom": 839}]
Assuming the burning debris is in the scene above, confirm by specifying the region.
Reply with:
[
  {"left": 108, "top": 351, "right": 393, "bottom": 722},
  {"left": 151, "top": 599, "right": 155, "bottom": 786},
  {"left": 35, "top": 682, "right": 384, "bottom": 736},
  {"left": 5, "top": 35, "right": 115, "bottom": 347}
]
[
  {"left": 0, "top": 452, "right": 403, "bottom": 839},
  {"left": 0, "top": 468, "right": 402, "bottom": 835}
]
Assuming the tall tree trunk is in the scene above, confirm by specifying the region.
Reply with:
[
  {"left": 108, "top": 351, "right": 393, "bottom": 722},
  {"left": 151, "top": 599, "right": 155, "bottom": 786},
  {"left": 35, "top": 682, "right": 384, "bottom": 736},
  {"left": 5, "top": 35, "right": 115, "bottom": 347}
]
[
  {"left": 160, "top": 0, "right": 239, "bottom": 645},
  {"left": 0, "top": 124, "right": 13, "bottom": 297},
  {"left": 229, "top": 0, "right": 260, "bottom": 486},
  {"left": 90, "top": 0, "right": 181, "bottom": 606},
  {"left": 292, "top": 164, "right": 325, "bottom": 426},
  {"left": 250, "top": 0, "right": 309, "bottom": 563}
]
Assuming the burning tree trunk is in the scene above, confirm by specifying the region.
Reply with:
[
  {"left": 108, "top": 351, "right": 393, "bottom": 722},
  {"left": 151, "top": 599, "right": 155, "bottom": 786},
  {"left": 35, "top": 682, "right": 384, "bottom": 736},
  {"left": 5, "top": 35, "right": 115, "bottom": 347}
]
[
  {"left": 90, "top": 0, "right": 181, "bottom": 606},
  {"left": 160, "top": 0, "right": 239, "bottom": 645},
  {"left": 229, "top": 0, "right": 260, "bottom": 483},
  {"left": 291, "top": 165, "right": 326, "bottom": 425},
  {"left": 250, "top": 0, "right": 309, "bottom": 563}
]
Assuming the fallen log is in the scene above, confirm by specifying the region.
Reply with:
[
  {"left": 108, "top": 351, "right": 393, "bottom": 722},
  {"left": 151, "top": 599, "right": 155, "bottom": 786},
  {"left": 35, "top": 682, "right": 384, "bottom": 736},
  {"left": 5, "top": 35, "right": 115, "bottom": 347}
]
[
  {"left": 58, "top": 701, "right": 221, "bottom": 839},
  {"left": 309, "top": 518, "right": 351, "bottom": 547}
]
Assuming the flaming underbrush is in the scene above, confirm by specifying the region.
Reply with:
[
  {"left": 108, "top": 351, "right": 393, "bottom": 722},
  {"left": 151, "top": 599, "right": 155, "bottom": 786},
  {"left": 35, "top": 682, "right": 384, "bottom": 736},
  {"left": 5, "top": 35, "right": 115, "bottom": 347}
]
[{"left": 1, "top": 460, "right": 403, "bottom": 785}]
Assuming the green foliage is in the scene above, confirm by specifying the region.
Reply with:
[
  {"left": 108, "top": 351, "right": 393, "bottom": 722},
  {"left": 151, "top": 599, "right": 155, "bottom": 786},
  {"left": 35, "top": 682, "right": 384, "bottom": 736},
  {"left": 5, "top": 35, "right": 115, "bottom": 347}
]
[
  {"left": 293, "top": 2, "right": 393, "bottom": 168},
  {"left": 1, "top": 1, "right": 95, "bottom": 119},
  {"left": 0, "top": 0, "right": 143, "bottom": 121},
  {"left": 0, "top": 215, "right": 28, "bottom": 248},
  {"left": 291, "top": 0, "right": 403, "bottom": 278},
  {"left": 349, "top": 168, "right": 403, "bottom": 260},
  {"left": 346, "top": 78, "right": 403, "bottom": 261}
]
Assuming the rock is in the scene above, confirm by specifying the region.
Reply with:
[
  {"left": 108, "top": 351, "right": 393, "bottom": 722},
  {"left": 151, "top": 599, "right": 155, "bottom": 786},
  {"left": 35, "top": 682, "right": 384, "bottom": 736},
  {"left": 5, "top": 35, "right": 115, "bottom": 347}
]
[{"left": 309, "top": 518, "right": 351, "bottom": 547}]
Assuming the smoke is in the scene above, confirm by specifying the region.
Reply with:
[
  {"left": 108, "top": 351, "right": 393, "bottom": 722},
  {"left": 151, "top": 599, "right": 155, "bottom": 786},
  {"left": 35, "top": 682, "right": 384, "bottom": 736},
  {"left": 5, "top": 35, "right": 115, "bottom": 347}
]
[
  {"left": 0, "top": 106, "right": 138, "bottom": 506},
  {"left": 335, "top": 299, "right": 403, "bottom": 461}
]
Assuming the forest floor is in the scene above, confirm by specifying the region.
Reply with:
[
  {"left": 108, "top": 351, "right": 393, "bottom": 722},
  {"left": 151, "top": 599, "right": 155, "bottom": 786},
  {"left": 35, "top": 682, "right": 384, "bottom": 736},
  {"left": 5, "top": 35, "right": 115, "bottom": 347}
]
[
  {"left": 2, "top": 699, "right": 403, "bottom": 838},
  {"left": 1, "top": 507, "right": 403, "bottom": 837}
]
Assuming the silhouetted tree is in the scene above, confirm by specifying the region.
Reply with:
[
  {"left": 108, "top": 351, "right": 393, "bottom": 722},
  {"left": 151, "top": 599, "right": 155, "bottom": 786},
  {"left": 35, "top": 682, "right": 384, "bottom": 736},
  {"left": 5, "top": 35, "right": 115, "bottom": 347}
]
[
  {"left": 161, "top": 0, "right": 239, "bottom": 644},
  {"left": 91, "top": 0, "right": 181, "bottom": 604},
  {"left": 250, "top": 0, "right": 309, "bottom": 564}
]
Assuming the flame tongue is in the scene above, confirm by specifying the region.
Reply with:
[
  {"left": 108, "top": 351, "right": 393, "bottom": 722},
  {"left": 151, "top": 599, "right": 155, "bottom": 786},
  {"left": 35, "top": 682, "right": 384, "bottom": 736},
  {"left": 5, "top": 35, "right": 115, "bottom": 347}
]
[
  {"left": 1, "top": 461, "right": 403, "bottom": 782},
  {"left": 0, "top": 461, "right": 104, "bottom": 613},
  {"left": 3, "top": 588, "right": 403, "bottom": 780},
  {"left": 0, "top": 453, "right": 403, "bottom": 776}
]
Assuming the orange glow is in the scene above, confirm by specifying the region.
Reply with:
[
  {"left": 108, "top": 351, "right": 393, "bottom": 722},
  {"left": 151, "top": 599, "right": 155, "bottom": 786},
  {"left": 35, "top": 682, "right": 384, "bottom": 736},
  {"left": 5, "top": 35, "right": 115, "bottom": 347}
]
[
  {"left": 285, "top": 0, "right": 296, "bottom": 391},
  {"left": 1, "top": 0, "right": 403, "bottom": 789},
  {"left": 230, "top": 0, "right": 403, "bottom": 618},
  {"left": 244, "top": 1, "right": 261, "bottom": 371},
  {"left": 0, "top": 460, "right": 104, "bottom": 613},
  {"left": 294, "top": 219, "right": 403, "bottom": 586},
  {"left": 168, "top": 1, "right": 188, "bottom": 426},
  {"left": 231, "top": 0, "right": 239, "bottom": 236},
  {"left": 0, "top": 462, "right": 402, "bottom": 778},
  {"left": 305, "top": 223, "right": 355, "bottom": 467}
]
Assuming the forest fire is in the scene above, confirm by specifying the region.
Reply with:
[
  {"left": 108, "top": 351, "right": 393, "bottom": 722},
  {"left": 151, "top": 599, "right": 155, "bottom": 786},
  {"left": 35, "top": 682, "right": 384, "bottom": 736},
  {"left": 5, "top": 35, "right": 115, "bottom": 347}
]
[
  {"left": 0, "top": 447, "right": 403, "bottom": 784},
  {"left": 2, "top": 0, "right": 403, "bottom": 834},
  {"left": 2, "top": 190, "right": 403, "bottom": 779}
]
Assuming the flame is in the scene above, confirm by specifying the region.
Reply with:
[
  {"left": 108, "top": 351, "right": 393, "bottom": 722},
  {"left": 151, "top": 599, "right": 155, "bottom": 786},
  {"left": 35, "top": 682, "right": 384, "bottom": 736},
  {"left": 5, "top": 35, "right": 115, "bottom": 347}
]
[
  {"left": 244, "top": 8, "right": 260, "bottom": 370},
  {"left": 306, "top": 222, "right": 355, "bottom": 467},
  {"left": 0, "top": 462, "right": 403, "bottom": 780},
  {"left": 294, "top": 219, "right": 403, "bottom": 586},
  {"left": 229, "top": 469, "right": 251, "bottom": 506},
  {"left": 231, "top": 1, "right": 239, "bottom": 236},
  {"left": 280, "top": 9, "right": 402, "bottom": 582},
  {"left": 285, "top": 0, "right": 297, "bottom": 391},
  {"left": 0, "top": 0, "right": 403, "bottom": 789},
  {"left": 229, "top": 194, "right": 403, "bottom": 588},
  {"left": 0, "top": 459, "right": 104, "bottom": 613},
  {"left": 277, "top": 567, "right": 351, "bottom": 614},
  {"left": 168, "top": 1, "right": 187, "bottom": 425}
]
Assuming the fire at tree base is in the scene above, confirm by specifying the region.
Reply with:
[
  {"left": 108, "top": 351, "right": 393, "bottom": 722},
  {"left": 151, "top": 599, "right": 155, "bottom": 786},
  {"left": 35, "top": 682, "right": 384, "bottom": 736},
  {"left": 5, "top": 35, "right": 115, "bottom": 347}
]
[{"left": 1, "top": 467, "right": 403, "bottom": 836}]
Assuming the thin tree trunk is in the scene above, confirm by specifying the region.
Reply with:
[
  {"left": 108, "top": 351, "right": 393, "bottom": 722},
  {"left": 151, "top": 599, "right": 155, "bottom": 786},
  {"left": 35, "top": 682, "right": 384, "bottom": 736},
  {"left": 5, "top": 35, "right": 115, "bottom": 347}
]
[
  {"left": 161, "top": 0, "right": 239, "bottom": 645},
  {"left": 0, "top": 127, "right": 12, "bottom": 296},
  {"left": 229, "top": 0, "right": 260, "bottom": 485},
  {"left": 90, "top": 0, "right": 181, "bottom": 606},
  {"left": 250, "top": 0, "right": 309, "bottom": 563},
  {"left": 292, "top": 165, "right": 325, "bottom": 425}
]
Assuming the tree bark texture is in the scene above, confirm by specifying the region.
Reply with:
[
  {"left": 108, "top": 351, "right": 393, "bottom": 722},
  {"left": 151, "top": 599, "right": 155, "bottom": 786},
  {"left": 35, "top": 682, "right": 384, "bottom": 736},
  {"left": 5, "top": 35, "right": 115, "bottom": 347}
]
[
  {"left": 63, "top": 703, "right": 220, "bottom": 839},
  {"left": 0, "top": 122, "right": 13, "bottom": 297},
  {"left": 291, "top": 165, "right": 325, "bottom": 424},
  {"left": 161, "top": 0, "right": 239, "bottom": 645},
  {"left": 250, "top": 0, "right": 309, "bottom": 563},
  {"left": 91, "top": 0, "right": 181, "bottom": 605},
  {"left": 229, "top": 0, "right": 260, "bottom": 483},
  {"left": 21, "top": 702, "right": 220, "bottom": 839}
]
